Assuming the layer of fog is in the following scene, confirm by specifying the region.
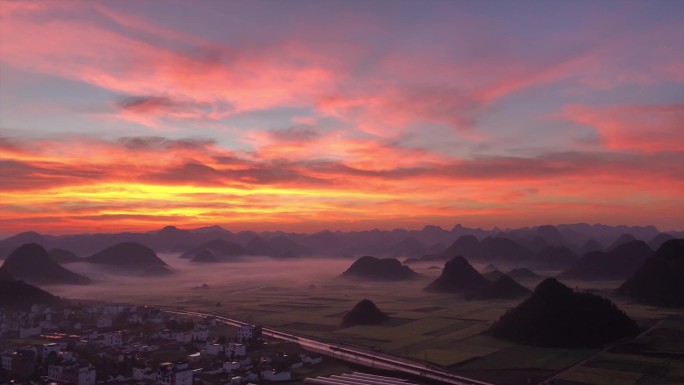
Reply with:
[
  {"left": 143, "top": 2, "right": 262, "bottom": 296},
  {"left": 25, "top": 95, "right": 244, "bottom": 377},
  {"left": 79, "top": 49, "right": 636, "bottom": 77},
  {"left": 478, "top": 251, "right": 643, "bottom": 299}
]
[{"left": 47, "top": 254, "right": 361, "bottom": 301}]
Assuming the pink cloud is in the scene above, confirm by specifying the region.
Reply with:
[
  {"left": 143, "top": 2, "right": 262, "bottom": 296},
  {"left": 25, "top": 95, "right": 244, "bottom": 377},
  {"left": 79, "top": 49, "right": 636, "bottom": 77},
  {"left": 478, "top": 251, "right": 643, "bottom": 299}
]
[{"left": 565, "top": 104, "right": 684, "bottom": 152}]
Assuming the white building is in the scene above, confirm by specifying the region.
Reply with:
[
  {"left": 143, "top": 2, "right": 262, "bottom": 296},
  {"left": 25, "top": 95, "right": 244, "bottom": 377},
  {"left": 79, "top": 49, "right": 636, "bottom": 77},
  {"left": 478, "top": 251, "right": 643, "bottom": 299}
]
[
  {"left": 103, "top": 331, "right": 123, "bottom": 347},
  {"left": 70, "top": 364, "right": 97, "bottom": 385},
  {"left": 227, "top": 342, "right": 246, "bottom": 357},
  {"left": 48, "top": 363, "right": 96, "bottom": 385},
  {"left": 157, "top": 361, "right": 193, "bottom": 385},
  {"left": 237, "top": 325, "right": 261, "bottom": 343}
]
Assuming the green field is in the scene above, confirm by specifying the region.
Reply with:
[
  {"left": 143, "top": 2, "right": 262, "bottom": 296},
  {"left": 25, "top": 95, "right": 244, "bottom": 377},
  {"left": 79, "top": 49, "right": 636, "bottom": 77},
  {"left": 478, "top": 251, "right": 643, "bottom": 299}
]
[
  {"left": 553, "top": 318, "right": 684, "bottom": 385},
  {"left": 54, "top": 259, "right": 684, "bottom": 384}
]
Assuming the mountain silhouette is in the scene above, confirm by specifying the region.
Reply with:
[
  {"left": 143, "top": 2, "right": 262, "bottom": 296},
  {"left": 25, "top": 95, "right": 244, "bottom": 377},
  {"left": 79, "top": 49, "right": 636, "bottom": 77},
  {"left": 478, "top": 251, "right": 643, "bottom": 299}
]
[
  {"left": 618, "top": 239, "right": 684, "bottom": 307},
  {"left": 535, "top": 225, "right": 565, "bottom": 246},
  {"left": 507, "top": 267, "right": 540, "bottom": 280},
  {"left": 0, "top": 279, "right": 61, "bottom": 310},
  {"left": 342, "top": 256, "right": 418, "bottom": 281},
  {"left": 0, "top": 268, "right": 13, "bottom": 281},
  {"left": 387, "top": 237, "right": 427, "bottom": 258},
  {"left": 466, "top": 275, "right": 531, "bottom": 300},
  {"left": 424, "top": 256, "right": 489, "bottom": 293},
  {"left": 559, "top": 240, "right": 652, "bottom": 280},
  {"left": 48, "top": 248, "right": 82, "bottom": 263},
  {"left": 342, "top": 299, "right": 388, "bottom": 326},
  {"left": 244, "top": 236, "right": 308, "bottom": 258},
  {"left": 181, "top": 239, "right": 247, "bottom": 261},
  {"left": 480, "top": 237, "right": 534, "bottom": 261},
  {"left": 482, "top": 269, "right": 505, "bottom": 282},
  {"left": 190, "top": 249, "right": 219, "bottom": 263},
  {"left": 0, "top": 223, "right": 670, "bottom": 260},
  {"left": 0, "top": 243, "right": 89, "bottom": 285},
  {"left": 267, "top": 235, "right": 311, "bottom": 258},
  {"left": 533, "top": 246, "right": 578, "bottom": 269},
  {"left": 608, "top": 233, "right": 637, "bottom": 251},
  {"left": 148, "top": 225, "right": 197, "bottom": 252},
  {"left": 489, "top": 278, "right": 639, "bottom": 347},
  {"left": 580, "top": 239, "right": 604, "bottom": 255},
  {"left": 648, "top": 233, "right": 675, "bottom": 251},
  {"left": 437, "top": 235, "right": 481, "bottom": 260},
  {"left": 87, "top": 242, "right": 168, "bottom": 269},
  {"left": 482, "top": 263, "right": 498, "bottom": 272}
]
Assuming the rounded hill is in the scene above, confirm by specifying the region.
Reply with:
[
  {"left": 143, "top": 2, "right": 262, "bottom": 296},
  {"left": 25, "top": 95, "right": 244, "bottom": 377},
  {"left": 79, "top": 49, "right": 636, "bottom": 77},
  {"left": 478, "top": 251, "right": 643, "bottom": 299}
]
[
  {"left": 342, "top": 299, "right": 389, "bottom": 326},
  {"left": 341, "top": 256, "right": 418, "bottom": 281},
  {"left": 424, "top": 256, "right": 489, "bottom": 293},
  {"left": 87, "top": 242, "right": 167, "bottom": 268},
  {"left": 489, "top": 278, "right": 639, "bottom": 347},
  {"left": 618, "top": 239, "right": 684, "bottom": 307},
  {"left": 0, "top": 243, "right": 89, "bottom": 285}
]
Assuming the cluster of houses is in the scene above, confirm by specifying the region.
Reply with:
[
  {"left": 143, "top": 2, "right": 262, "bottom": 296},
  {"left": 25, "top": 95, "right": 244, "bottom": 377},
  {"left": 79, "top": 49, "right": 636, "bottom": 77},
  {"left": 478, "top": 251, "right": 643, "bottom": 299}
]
[{"left": 0, "top": 302, "right": 323, "bottom": 384}]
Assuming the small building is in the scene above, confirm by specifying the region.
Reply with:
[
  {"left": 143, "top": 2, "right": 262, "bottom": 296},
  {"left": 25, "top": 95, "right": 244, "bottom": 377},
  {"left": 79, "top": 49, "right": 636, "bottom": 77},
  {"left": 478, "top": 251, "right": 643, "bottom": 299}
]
[
  {"left": 157, "top": 361, "right": 193, "bottom": 385},
  {"left": 102, "top": 331, "right": 123, "bottom": 347},
  {"left": 237, "top": 325, "right": 262, "bottom": 343},
  {"left": 206, "top": 343, "right": 224, "bottom": 355},
  {"left": 227, "top": 342, "right": 246, "bottom": 358},
  {"left": 65, "top": 363, "right": 97, "bottom": 385}
]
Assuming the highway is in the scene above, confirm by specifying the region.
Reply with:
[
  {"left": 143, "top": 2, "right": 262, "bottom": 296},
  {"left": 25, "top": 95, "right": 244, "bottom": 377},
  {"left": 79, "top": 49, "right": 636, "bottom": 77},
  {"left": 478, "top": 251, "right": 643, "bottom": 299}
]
[{"left": 163, "top": 309, "right": 493, "bottom": 385}]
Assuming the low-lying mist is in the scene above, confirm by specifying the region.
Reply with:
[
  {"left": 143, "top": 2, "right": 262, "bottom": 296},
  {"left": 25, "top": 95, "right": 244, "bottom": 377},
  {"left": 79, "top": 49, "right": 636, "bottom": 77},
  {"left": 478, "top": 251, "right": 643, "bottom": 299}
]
[{"left": 47, "top": 254, "right": 357, "bottom": 301}]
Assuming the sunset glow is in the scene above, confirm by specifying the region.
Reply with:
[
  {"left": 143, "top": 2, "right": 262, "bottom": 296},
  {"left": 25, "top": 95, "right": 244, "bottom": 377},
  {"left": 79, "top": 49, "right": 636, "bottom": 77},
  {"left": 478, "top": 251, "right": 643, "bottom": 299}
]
[{"left": 1, "top": 1, "right": 683, "bottom": 235}]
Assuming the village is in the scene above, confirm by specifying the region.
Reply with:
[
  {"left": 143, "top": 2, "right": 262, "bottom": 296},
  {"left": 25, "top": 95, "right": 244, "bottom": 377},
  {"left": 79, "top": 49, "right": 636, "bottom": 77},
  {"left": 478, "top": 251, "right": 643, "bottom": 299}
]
[{"left": 0, "top": 302, "right": 328, "bottom": 385}]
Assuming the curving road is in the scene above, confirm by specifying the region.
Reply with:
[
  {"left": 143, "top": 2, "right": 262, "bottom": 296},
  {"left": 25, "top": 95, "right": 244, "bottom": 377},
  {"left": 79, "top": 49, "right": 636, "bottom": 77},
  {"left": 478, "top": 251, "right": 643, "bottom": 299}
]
[{"left": 163, "top": 308, "right": 492, "bottom": 385}]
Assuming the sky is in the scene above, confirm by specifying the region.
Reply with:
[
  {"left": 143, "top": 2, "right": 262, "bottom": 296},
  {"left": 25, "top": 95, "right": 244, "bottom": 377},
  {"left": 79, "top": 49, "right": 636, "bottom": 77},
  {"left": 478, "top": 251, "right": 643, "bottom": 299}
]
[{"left": 0, "top": 1, "right": 683, "bottom": 236}]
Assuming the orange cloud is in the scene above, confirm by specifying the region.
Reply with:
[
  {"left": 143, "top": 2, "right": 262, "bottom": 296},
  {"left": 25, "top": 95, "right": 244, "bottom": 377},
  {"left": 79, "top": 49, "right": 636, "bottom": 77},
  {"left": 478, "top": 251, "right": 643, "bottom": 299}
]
[
  {"left": 1, "top": 133, "right": 682, "bottom": 234},
  {"left": 1, "top": 3, "right": 682, "bottom": 234}
]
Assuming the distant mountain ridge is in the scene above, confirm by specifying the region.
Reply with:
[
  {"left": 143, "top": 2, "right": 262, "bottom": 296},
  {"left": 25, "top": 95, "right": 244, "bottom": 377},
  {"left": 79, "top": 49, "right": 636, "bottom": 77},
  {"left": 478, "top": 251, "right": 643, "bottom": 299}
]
[
  {"left": 559, "top": 240, "right": 653, "bottom": 281},
  {"left": 618, "top": 239, "right": 684, "bottom": 307},
  {"left": 1, "top": 223, "right": 677, "bottom": 262}
]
